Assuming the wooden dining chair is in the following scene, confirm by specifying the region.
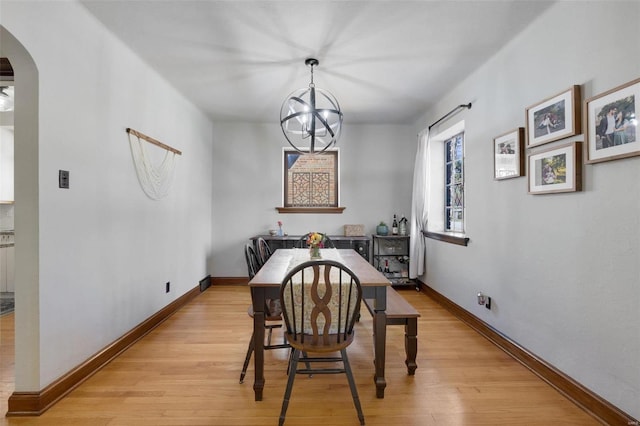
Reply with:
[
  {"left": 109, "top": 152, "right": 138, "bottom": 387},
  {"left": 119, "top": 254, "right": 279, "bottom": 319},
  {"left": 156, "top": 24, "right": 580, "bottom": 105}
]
[
  {"left": 244, "top": 243, "right": 260, "bottom": 279},
  {"left": 240, "top": 244, "right": 290, "bottom": 383},
  {"left": 278, "top": 260, "right": 365, "bottom": 426},
  {"left": 254, "top": 237, "right": 272, "bottom": 267},
  {"left": 294, "top": 232, "right": 336, "bottom": 249},
  {"left": 240, "top": 301, "right": 291, "bottom": 384}
]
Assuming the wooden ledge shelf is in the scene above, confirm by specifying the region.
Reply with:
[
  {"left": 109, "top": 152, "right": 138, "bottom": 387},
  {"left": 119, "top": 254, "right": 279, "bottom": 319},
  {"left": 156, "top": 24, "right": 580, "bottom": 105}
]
[
  {"left": 423, "top": 230, "right": 469, "bottom": 246},
  {"left": 276, "top": 207, "right": 345, "bottom": 214}
]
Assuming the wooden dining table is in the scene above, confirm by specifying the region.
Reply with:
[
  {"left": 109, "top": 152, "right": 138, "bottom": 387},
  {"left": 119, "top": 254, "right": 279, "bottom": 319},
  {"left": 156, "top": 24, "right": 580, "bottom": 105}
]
[{"left": 248, "top": 248, "right": 391, "bottom": 400}]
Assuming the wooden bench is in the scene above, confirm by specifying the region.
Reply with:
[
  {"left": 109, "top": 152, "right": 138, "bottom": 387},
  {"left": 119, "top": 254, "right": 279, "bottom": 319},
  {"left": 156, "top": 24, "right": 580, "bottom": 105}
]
[{"left": 364, "top": 286, "right": 420, "bottom": 375}]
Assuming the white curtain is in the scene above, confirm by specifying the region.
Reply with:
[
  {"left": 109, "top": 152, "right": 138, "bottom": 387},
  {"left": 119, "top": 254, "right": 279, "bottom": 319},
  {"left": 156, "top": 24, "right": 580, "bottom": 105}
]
[{"left": 409, "top": 129, "right": 430, "bottom": 279}]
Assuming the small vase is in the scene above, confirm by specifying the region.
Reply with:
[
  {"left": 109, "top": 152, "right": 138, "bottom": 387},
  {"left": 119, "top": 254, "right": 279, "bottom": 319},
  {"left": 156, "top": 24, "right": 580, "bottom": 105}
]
[{"left": 309, "top": 245, "right": 321, "bottom": 260}]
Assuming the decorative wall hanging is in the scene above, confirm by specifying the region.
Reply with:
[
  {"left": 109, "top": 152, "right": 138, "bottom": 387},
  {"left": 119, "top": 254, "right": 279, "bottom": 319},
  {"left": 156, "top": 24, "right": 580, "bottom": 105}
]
[
  {"left": 526, "top": 85, "right": 581, "bottom": 148},
  {"left": 126, "top": 128, "right": 182, "bottom": 200},
  {"left": 493, "top": 128, "right": 525, "bottom": 180},
  {"left": 585, "top": 77, "right": 639, "bottom": 164},
  {"left": 528, "top": 141, "right": 582, "bottom": 194}
]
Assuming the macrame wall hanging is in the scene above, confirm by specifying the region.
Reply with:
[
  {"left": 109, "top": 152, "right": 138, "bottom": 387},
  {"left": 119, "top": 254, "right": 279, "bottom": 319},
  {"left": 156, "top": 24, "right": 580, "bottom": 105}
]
[{"left": 126, "top": 128, "right": 182, "bottom": 200}]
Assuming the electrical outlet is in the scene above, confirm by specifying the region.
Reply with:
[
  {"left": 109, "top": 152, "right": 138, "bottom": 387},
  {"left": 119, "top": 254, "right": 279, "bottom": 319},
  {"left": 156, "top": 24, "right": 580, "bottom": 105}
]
[
  {"left": 59, "top": 170, "right": 69, "bottom": 189},
  {"left": 478, "top": 292, "right": 491, "bottom": 310},
  {"left": 165, "top": 282, "right": 170, "bottom": 293}
]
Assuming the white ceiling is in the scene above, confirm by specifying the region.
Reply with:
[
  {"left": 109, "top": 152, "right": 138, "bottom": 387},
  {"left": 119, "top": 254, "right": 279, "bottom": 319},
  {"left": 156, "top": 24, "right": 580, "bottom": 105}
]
[{"left": 80, "top": 1, "right": 554, "bottom": 125}]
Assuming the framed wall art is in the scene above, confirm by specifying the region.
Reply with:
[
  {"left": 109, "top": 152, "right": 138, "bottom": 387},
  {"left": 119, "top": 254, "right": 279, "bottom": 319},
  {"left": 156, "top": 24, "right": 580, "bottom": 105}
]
[
  {"left": 525, "top": 85, "right": 581, "bottom": 148},
  {"left": 493, "top": 128, "right": 525, "bottom": 180},
  {"left": 585, "top": 77, "right": 640, "bottom": 164},
  {"left": 528, "top": 141, "right": 582, "bottom": 194}
]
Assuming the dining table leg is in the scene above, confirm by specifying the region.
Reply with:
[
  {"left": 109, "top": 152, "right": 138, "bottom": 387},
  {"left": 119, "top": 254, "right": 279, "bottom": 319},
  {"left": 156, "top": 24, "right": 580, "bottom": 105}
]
[
  {"left": 251, "top": 287, "right": 266, "bottom": 401},
  {"left": 373, "top": 309, "right": 387, "bottom": 398},
  {"left": 363, "top": 285, "right": 388, "bottom": 398},
  {"left": 405, "top": 318, "right": 418, "bottom": 375}
]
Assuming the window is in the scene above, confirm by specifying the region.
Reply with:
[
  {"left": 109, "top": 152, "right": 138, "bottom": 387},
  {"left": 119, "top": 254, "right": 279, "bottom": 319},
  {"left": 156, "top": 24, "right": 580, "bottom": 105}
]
[
  {"left": 276, "top": 148, "right": 345, "bottom": 213},
  {"left": 444, "top": 132, "right": 464, "bottom": 232},
  {"left": 423, "top": 120, "right": 469, "bottom": 246}
]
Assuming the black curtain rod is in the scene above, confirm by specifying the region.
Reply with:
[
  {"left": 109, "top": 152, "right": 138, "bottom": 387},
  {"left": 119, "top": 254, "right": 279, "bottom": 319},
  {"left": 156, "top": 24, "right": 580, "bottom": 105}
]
[{"left": 428, "top": 102, "right": 472, "bottom": 131}]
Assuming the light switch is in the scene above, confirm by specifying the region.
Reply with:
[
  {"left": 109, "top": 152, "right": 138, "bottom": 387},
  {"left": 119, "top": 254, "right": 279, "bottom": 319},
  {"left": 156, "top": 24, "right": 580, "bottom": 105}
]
[{"left": 59, "top": 170, "right": 69, "bottom": 189}]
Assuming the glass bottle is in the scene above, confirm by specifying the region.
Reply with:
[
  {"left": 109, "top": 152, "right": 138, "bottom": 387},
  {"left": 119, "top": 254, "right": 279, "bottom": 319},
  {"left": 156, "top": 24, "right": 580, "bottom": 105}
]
[{"left": 399, "top": 215, "right": 407, "bottom": 236}]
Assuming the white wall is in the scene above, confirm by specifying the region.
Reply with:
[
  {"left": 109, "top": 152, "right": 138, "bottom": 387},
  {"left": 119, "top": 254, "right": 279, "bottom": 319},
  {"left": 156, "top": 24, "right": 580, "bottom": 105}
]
[
  {"left": 2, "top": 2, "right": 213, "bottom": 390},
  {"left": 415, "top": 2, "right": 639, "bottom": 418},
  {"left": 210, "top": 122, "right": 415, "bottom": 276}
]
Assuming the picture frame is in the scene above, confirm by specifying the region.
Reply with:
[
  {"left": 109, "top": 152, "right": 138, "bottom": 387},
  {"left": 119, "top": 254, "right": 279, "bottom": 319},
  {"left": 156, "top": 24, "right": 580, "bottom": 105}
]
[
  {"left": 528, "top": 141, "right": 582, "bottom": 195},
  {"left": 584, "top": 77, "right": 640, "bottom": 164},
  {"left": 493, "top": 127, "right": 525, "bottom": 180},
  {"left": 281, "top": 148, "right": 339, "bottom": 208},
  {"left": 525, "top": 85, "right": 581, "bottom": 148}
]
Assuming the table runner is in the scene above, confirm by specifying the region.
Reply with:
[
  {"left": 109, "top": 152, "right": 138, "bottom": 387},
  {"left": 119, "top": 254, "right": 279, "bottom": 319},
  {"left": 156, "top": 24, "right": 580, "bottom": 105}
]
[
  {"left": 283, "top": 248, "right": 355, "bottom": 334},
  {"left": 285, "top": 248, "right": 344, "bottom": 273}
]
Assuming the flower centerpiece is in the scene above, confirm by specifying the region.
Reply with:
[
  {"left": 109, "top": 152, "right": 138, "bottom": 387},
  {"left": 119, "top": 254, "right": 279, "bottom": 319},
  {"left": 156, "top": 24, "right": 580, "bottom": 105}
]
[
  {"left": 277, "top": 221, "right": 283, "bottom": 236},
  {"left": 306, "top": 232, "right": 324, "bottom": 259}
]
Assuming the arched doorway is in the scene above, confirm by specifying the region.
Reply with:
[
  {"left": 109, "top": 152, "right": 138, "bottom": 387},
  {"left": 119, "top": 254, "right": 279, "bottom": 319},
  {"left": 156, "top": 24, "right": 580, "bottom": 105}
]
[
  {"left": 0, "top": 57, "right": 16, "bottom": 416},
  {"left": 0, "top": 25, "right": 41, "bottom": 413}
]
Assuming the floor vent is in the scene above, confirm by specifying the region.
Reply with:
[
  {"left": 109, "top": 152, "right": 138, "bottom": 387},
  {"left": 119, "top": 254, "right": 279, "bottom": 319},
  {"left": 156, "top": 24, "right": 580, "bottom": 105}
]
[{"left": 199, "top": 275, "right": 212, "bottom": 292}]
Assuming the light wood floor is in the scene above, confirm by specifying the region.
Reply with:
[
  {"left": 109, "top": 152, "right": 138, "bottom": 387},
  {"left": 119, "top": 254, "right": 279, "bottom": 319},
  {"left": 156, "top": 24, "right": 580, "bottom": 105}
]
[{"left": 0, "top": 285, "right": 599, "bottom": 425}]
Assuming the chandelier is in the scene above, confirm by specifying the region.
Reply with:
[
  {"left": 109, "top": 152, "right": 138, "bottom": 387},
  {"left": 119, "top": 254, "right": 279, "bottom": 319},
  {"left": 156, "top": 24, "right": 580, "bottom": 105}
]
[{"left": 280, "top": 58, "right": 343, "bottom": 155}]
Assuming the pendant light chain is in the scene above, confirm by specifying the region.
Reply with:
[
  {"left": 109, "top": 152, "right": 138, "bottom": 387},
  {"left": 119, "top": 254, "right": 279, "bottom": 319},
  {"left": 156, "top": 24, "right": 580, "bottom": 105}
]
[{"left": 309, "top": 62, "right": 315, "bottom": 87}]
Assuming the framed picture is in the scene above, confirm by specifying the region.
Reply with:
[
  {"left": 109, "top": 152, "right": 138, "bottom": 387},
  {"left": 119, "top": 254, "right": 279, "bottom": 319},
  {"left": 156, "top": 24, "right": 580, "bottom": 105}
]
[
  {"left": 528, "top": 141, "right": 582, "bottom": 194},
  {"left": 282, "top": 148, "right": 339, "bottom": 208},
  {"left": 493, "top": 128, "right": 525, "bottom": 180},
  {"left": 525, "top": 85, "right": 581, "bottom": 148},
  {"left": 585, "top": 77, "right": 640, "bottom": 164}
]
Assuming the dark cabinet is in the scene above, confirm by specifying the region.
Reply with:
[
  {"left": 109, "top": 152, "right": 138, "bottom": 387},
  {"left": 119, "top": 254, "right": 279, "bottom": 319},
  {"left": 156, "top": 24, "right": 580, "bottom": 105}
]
[
  {"left": 331, "top": 236, "right": 370, "bottom": 261},
  {"left": 250, "top": 235, "right": 370, "bottom": 261}
]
